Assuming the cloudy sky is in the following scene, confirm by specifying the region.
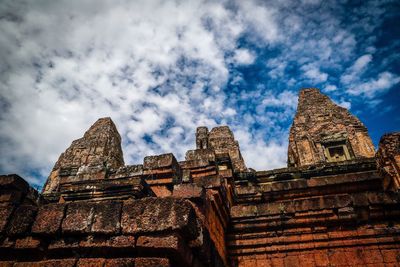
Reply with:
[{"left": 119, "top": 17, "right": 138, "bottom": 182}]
[{"left": 0, "top": 0, "right": 399, "bottom": 187}]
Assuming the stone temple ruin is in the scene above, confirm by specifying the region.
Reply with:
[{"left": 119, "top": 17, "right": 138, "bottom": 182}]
[{"left": 0, "top": 88, "right": 400, "bottom": 266}]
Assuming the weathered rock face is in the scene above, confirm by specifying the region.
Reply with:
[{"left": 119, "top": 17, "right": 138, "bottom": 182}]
[
  {"left": 288, "top": 88, "right": 375, "bottom": 167},
  {"left": 43, "top": 117, "right": 124, "bottom": 193},
  {"left": 377, "top": 132, "right": 400, "bottom": 191}
]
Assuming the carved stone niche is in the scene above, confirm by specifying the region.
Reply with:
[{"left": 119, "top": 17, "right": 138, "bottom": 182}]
[
  {"left": 322, "top": 140, "right": 354, "bottom": 163},
  {"left": 321, "top": 132, "right": 355, "bottom": 163}
]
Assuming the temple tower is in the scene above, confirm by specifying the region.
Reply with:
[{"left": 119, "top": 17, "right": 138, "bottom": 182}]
[
  {"left": 191, "top": 125, "right": 247, "bottom": 172},
  {"left": 288, "top": 88, "right": 375, "bottom": 167},
  {"left": 43, "top": 117, "right": 124, "bottom": 193}
]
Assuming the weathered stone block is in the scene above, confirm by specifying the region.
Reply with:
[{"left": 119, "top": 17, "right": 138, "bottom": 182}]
[
  {"left": 0, "top": 174, "right": 30, "bottom": 194},
  {"left": 352, "top": 193, "right": 369, "bottom": 206},
  {"left": 0, "top": 190, "right": 22, "bottom": 203},
  {"left": 91, "top": 201, "right": 122, "bottom": 234},
  {"left": 104, "top": 258, "right": 135, "bottom": 267},
  {"left": 137, "top": 233, "right": 181, "bottom": 250},
  {"left": 144, "top": 153, "right": 177, "bottom": 170},
  {"left": 0, "top": 204, "right": 14, "bottom": 233},
  {"left": 0, "top": 261, "right": 14, "bottom": 267},
  {"left": 62, "top": 202, "right": 94, "bottom": 234},
  {"left": 79, "top": 235, "right": 135, "bottom": 248},
  {"left": 32, "top": 203, "right": 65, "bottom": 235},
  {"left": 137, "top": 233, "right": 193, "bottom": 266},
  {"left": 194, "top": 175, "right": 221, "bottom": 188},
  {"left": 173, "top": 184, "right": 204, "bottom": 199},
  {"left": 121, "top": 197, "right": 199, "bottom": 240},
  {"left": 14, "top": 236, "right": 41, "bottom": 249},
  {"left": 7, "top": 204, "right": 37, "bottom": 236},
  {"left": 77, "top": 258, "right": 105, "bottom": 267},
  {"left": 13, "top": 259, "right": 76, "bottom": 267},
  {"left": 134, "top": 258, "right": 170, "bottom": 267}
]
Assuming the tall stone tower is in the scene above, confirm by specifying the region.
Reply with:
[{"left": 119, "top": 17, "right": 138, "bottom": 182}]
[
  {"left": 43, "top": 117, "right": 125, "bottom": 193},
  {"left": 288, "top": 88, "right": 375, "bottom": 167}
]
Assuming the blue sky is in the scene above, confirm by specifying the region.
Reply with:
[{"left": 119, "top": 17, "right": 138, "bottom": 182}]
[{"left": 0, "top": 0, "right": 399, "bottom": 187}]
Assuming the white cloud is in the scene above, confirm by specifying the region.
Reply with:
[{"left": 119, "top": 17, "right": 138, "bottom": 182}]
[
  {"left": 347, "top": 72, "right": 400, "bottom": 98},
  {"left": 301, "top": 64, "right": 328, "bottom": 83},
  {"left": 261, "top": 90, "right": 298, "bottom": 109},
  {"left": 341, "top": 54, "right": 372, "bottom": 84},
  {"left": 0, "top": 0, "right": 285, "bottom": 185},
  {"left": 234, "top": 129, "right": 288, "bottom": 170},
  {"left": 233, "top": 49, "right": 255, "bottom": 65},
  {"left": 324, "top": 85, "right": 337, "bottom": 92},
  {"left": 236, "top": 0, "right": 279, "bottom": 43}
]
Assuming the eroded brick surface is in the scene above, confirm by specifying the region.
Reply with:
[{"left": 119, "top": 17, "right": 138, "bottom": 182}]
[
  {"left": 134, "top": 257, "right": 170, "bottom": 267},
  {"left": 62, "top": 202, "right": 94, "bottom": 234},
  {"left": 121, "top": 197, "right": 199, "bottom": 240},
  {"left": 32, "top": 203, "right": 65, "bottom": 235},
  {"left": 6, "top": 204, "right": 37, "bottom": 236}
]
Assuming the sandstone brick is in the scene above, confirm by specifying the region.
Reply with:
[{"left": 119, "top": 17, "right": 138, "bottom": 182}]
[
  {"left": 14, "top": 236, "right": 41, "bottom": 249},
  {"left": 121, "top": 197, "right": 199, "bottom": 240},
  {"left": 79, "top": 235, "right": 135, "bottom": 249},
  {"left": 77, "top": 258, "right": 106, "bottom": 267},
  {"left": 137, "top": 233, "right": 192, "bottom": 265},
  {"left": 104, "top": 258, "right": 135, "bottom": 267},
  {"left": 381, "top": 249, "right": 400, "bottom": 263},
  {"left": 134, "top": 257, "right": 170, "bottom": 267},
  {"left": 48, "top": 238, "right": 79, "bottom": 250},
  {"left": 0, "top": 190, "right": 22, "bottom": 203},
  {"left": 297, "top": 253, "right": 315, "bottom": 266},
  {"left": 314, "top": 251, "right": 329, "bottom": 266},
  {"left": 7, "top": 204, "right": 37, "bottom": 235},
  {"left": 91, "top": 201, "right": 122, "bottom": 234},
  {"left": 144, "top": 153, "right": 177, "bottom": 169},
  {"left": 32, "top": 203, "right": 66, "bottom": 235},
  {"left": 360, "top": 249, "right": 384, "bottom": 264},
  {"left": 0, "top": 174, "right": 30, "bottom": 194},
  {"left": 284, "top": 255, "right": 299, "bottom": 267},
  {"left": 13, "top": 259, "right": 76, "bottom": 267},
  {"left": 352, "top": 193, "right": 369, "bottom": 206},
  {"left": 343, "top": 248, "right": 365, "bottom": 266},
  {"left": 328, "top": 249, "right": 349, "bottom": 266},
  {"left": 0, "top": 204, "right": 14, "bottom": 233},
  {"left": 0, "top": 262, "right": 14, "bottom": 267},
  {"left": 62, "top": 202, "right": 94, "bottom": 234},
  {"left": 137, "top": 234, "right": 181, "bottom": 250},
  {"left": 172, "top": 183, "right": 204, "bottom": 199}
]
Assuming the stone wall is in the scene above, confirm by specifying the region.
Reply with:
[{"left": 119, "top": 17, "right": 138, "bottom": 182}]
[
  {"left": 229, "top": 159, "right": 400, "bottom": 266},
  {"left": 0, "top": 175, "right": 225, "bottom": 267}
]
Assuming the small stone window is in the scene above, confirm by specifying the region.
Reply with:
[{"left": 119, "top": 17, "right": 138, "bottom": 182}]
[
  {"left": 323, "top": 141, "right": 353, "bottom": 163},
  {"left": 218, "top": 165, "right": 228, "bottom": 171}
]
